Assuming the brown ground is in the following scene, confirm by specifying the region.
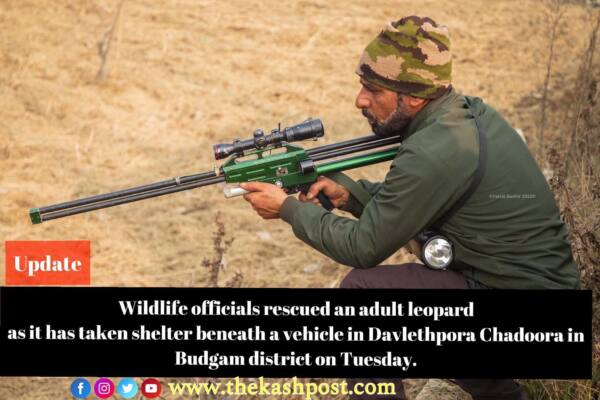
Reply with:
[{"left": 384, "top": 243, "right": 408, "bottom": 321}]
[{"left": 0, "top": 0, "right": 594, "bottom": 398}]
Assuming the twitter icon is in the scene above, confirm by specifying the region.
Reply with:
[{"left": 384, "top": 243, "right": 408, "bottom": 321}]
[{"left": 117, "top": 378, "right": 138, "bottom": 399}]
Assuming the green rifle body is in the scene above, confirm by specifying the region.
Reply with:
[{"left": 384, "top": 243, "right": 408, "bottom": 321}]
[{"left": 29, "top": 119, "right": 400, "bottom": 224}]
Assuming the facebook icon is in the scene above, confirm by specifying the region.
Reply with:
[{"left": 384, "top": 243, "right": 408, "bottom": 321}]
[{"left": 70, "top": 378, "right": 91, "bottom": 399}]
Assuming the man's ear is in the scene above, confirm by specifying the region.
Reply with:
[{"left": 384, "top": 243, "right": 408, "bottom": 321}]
[
  {"left": 405, "top": 96, "right": 428, "bottom": 108},
  {"left": 399, "top": 95, "right": 429, "bottom": 115}
]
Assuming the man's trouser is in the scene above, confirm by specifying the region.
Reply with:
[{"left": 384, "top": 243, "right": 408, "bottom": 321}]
[{"left": 341, "top": 263, "right": 528, "bottom": 400}]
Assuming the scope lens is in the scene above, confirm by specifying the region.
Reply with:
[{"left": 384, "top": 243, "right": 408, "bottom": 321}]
[
  {"left": 213, "top": 144, "right": 234, "bottom": 160},
  {"left": 423, "top": 236, "right": 453, "bottom": 270}
]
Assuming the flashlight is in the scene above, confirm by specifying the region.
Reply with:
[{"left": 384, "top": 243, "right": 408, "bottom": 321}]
[{"left": 413, "top": 232, "right": 454, "bottom": 270}]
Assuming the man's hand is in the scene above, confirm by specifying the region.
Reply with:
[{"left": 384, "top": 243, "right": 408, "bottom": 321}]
[
  {"left": 299, "top": 176, "right": 350, "bottom": 209},
  {"left": 241, "top": 182, "right": 288, "bottom": 219}
]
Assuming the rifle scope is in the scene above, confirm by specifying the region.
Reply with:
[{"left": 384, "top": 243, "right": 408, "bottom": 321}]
[{"left": 213, "top": 119, "right": 324, "bottom": 160}]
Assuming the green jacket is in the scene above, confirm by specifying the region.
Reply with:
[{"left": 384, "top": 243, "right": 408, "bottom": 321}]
[{"left": 280, "top": 89, "right": 580, "bottom": 289}]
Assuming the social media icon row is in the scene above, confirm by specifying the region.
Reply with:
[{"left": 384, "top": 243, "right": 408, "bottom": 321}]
[{"left": 70, "top": 377, "right": 161, "bottom": 399}]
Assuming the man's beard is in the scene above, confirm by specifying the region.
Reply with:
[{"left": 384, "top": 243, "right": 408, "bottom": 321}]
[{"left": 362, "top": 105, "right": 412, "bottom": 137}]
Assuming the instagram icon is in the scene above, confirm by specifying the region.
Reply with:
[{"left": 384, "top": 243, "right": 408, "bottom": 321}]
[{"left": 93, "top": 378, "right": 115, "bottom": 399}]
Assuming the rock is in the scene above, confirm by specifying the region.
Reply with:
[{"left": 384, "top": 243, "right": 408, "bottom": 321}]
[
  {"left": 192, "top": 110, "right": 204, "bottom": 121},
  {"left": 256, "top": 231, "right": 272, "bottom": 241},
  {"left": 303, "top": 263, "right": 321, "bottom": 273},
  {"left": 514, "top": 128, "right": 526, "bottom": 143},
  {"left": 414, "top": 379, "right": 469, "bottom": 400},
  {"left": 543, "top": 168, "right": 554, "bottom": 182}
]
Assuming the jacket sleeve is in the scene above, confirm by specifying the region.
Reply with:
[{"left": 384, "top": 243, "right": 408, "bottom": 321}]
[
  {"left": 357, "top": 179, "right": 383, "bottom": 196},
  {"left": 339, "top": 179, "right": 382, "bottom": 218},
  {"left": 280, "top": 143, "right": 470, "bottom": 268}
]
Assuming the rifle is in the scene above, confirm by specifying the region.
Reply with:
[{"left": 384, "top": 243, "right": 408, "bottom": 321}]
[{"left": 29, "top": 119, "right": 400, "bottom": 224}]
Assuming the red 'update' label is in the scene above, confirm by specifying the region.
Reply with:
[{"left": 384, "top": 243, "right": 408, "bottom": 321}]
[{"left": 5, "top": 240, "right": 90, "bottom": 286}]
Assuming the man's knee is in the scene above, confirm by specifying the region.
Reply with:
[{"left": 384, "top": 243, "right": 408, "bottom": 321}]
[
  {"left": 340, "top": 268, "right": 369, "bottom": 288},
  {"left": 339, "top": 263, "right": 426, "bottom": 289},
  {"left": 339, "top": 264, "right": 470, "bottom": 289}
]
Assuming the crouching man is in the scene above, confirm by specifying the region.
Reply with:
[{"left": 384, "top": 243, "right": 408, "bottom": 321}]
[{"left": 241, "top": 15, "right": 579, "bottom": 400}]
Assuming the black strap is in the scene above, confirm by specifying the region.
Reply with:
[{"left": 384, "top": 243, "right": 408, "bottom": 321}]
[
  {"left": 431, "top": 97, "right": 488, "bottom": 230},
  {"left": 325, "top": 171, "right": 372, "bottom": 207}
]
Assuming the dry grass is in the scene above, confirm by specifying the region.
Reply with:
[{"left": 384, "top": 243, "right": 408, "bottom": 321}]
[
  {"left": 520, "top": 3, "right": 600, "bottom": 399},
  {"left": 0, "top": 0, "right": 596, "bottom": 398},
  {"left": 202, "top": 212, "right": 237, "bottom": 288}
]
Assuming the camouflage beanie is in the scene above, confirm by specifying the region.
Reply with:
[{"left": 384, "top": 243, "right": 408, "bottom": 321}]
[{"left": 356, "top": 16, "right": 452, "bottom": 99}]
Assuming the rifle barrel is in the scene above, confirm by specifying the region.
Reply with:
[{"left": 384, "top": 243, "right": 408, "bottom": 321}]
[
  {"left": 30, "top": 173, "right": 223, "bottom": 224},
  {"left": 306, "top": 134, "right": 397, "bottom": 156},
  {"left": 310, "top": 135, "right": 400, "bottom": 162},
  {"left": 38, "top": 170, "right": 218, "bottom": 214}
]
